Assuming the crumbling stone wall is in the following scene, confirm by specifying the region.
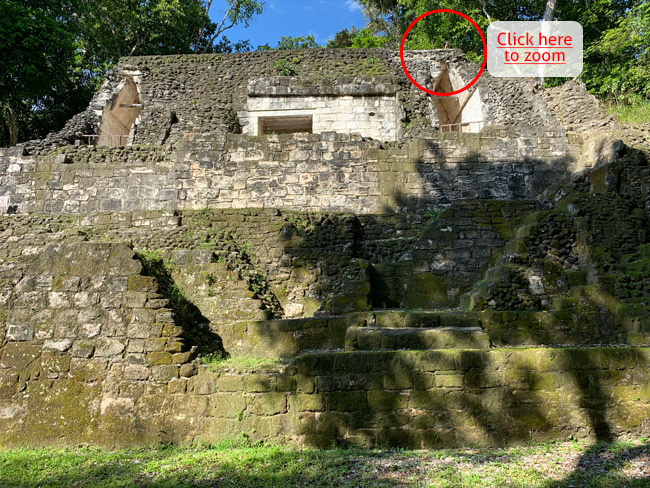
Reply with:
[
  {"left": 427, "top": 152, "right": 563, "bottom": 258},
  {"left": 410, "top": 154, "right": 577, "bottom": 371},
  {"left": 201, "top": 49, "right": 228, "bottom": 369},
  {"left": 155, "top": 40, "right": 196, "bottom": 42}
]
[{"left": 543, "top": 80, "right": 619, "bottom": 133}]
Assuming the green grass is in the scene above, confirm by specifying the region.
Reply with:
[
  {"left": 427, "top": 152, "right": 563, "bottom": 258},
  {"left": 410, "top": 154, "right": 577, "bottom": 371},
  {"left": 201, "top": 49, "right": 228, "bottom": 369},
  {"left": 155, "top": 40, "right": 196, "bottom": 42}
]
[
  {"left": 0, "top": 441, "right": 647, "bottom": 487},
  {"left": 607, "top": 100, "right": 650, "bottom": 123},
  {"left": 201, "top": 354, "right": 290, "bottom": 372}
]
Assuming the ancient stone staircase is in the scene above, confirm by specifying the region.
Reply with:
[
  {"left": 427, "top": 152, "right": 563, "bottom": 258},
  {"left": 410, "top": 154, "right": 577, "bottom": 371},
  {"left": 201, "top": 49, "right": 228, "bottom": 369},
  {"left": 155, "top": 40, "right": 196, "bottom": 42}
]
[
  {"left": 173, "top": 259, "right": 271, "bottom": 326},
  {"left": 345, "top": 310, "right": 490, "bottom": 351}
]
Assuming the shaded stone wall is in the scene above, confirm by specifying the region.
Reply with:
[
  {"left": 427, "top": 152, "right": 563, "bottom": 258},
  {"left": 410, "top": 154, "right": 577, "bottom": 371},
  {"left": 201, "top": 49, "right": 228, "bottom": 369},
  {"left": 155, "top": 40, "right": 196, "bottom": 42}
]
[
  {"left": 0, "top": 127, "right": 568, "bottom": 216},
  {"left": 1, "top": 339, "right": 648, "bottom": 448},
  {"left": 0, "top": 200, "right": 541, "bottom": 322}
]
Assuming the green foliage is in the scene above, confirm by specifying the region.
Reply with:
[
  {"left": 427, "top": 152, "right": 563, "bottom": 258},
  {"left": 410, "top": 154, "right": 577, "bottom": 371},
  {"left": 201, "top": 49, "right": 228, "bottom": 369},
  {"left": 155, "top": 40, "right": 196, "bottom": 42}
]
[
  {"left": 326, "top": 27, "right": 390, "bottom": 48},
  {"left": 0, "top": 0, "right": 89, "bottom": 146},
  {"left": 203, "top": 355, "right": 288, "bottom": 371},
  {"left": 349, "top": 0, "right": 650, "bottom": 103},
  {"left": 259, "top": 35, "right": 320, "bottom": 51},
  {"left": 200, "top": 350, "right": 227, "bottom": 364},
  {"left": 78, "top": 0, "right": 208, "bottom": 64},
  {"left": 583, "top": 2, "right": 649, "bottom": 104},
  {"left": 1, "top": 0, "right": 264, "bottom": 146},
  {"left": 273, "top": 59, "right": 299, "bottom": 76},
  {"left": 607, "top": 100, "right": 650, "bottom": 123},
  {"left": 276, "top": 35, "right": 319, "bottom": 50}
]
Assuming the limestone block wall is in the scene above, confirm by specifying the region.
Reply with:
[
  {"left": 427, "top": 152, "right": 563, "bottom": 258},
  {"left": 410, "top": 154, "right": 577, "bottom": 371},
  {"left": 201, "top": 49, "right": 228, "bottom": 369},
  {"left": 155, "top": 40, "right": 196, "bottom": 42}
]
[
  {"left": 241, "top": 94, "right": 403, "bottom": 141},
  {"left": 241, "top": 76, "right": 404, "bottom": 141},
  {"left": 1, "top": 340, "right": 648, "bottom": 448},
  {"left": 0, "top": 127, "right": 569, "bottom": 217},
  {"left": 0, "top": 242, "right": 201, "bottom": 445}
]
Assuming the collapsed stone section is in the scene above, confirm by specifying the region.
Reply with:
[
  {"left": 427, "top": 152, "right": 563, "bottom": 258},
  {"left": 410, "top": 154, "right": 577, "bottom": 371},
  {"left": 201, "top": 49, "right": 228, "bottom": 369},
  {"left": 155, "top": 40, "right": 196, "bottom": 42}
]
[{"left": 12, "top": 48, "right": 604, "bottom": 152}]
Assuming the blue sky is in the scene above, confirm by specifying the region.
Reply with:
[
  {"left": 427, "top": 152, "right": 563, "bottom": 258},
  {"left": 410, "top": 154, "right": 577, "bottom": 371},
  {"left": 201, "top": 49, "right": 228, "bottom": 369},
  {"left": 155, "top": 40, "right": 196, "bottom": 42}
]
[{"left": 209, "top": 0, "right": 366, "bottom": 48}]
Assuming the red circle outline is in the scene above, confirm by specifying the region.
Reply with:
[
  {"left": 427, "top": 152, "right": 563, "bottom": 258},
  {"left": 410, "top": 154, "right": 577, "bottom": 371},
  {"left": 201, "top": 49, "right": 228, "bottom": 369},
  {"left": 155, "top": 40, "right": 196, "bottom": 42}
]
[{"left": 399, "top": 9, "right": 486, "bottom": 97}]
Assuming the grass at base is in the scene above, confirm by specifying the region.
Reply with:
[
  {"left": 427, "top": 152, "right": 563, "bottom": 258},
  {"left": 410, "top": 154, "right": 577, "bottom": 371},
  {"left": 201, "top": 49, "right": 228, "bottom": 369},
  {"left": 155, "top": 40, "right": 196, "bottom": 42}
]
[
  {"left": 607, "top": 101, "right": 650, "bottom": 123},
  {"left": 0, "top": 439, "right": 648, "bottom": 487}
]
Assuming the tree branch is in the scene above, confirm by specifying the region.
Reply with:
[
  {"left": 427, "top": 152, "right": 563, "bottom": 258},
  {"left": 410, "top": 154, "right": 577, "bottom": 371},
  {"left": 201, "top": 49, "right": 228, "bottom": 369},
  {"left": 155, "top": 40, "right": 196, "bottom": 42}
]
[
  {"left": 201, "top": 2, "right": 241, "bottom": 53},
  {"left": 194, "top": 0, "right": 214, "bottom": 52}
]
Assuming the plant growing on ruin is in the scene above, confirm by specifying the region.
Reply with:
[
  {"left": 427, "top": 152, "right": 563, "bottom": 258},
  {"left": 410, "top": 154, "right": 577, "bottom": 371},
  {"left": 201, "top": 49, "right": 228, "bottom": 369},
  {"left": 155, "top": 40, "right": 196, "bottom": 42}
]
[{"left": 273, "top": 59, "right": 299, "bottom": 76}]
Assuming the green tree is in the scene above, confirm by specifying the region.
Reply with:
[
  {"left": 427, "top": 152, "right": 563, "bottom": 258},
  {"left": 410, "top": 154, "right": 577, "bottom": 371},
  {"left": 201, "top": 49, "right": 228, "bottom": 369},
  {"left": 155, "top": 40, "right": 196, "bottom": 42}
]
[
  {"left": 345, "top": 0, "right": 649, "bottom": 102},
  {"left": 0, "top": 0, "right": 264, "bottom": 146},
  {"left": 0, "top": 0, "right": 81, "bottom": 145},
  {"left": 582, "top": 1, "right": 649, "bottom": 103},
  {"left": 258, "top": 35, "right": 320, "bottom": 51},
  {"left": 326, "top": 27, "right": 390, "bottom": 48},
  {"left": 193, "top": 0, "right": 263, "bottom": 53}
]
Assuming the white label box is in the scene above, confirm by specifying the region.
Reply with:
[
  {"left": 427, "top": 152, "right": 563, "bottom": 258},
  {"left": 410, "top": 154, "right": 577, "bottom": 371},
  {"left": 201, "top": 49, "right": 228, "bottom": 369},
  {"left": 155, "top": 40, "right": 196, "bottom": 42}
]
[{"left": 487, "top": 21, "right": 583, "bottom": 77}]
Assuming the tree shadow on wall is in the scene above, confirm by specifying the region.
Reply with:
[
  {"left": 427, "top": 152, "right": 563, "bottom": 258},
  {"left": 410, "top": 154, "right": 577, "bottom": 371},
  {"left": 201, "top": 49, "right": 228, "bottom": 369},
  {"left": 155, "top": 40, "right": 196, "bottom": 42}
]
[
  {"left": 278, "top": 140, "right": 649, "bottom": 458},
  {"left": 135, "top": 249, "right": 224, "bottom": 355}
]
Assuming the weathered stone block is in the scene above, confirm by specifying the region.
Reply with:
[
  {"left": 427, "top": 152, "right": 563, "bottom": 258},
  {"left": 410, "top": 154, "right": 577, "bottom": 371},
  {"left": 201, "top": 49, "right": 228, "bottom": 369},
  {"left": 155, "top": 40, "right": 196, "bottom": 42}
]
[
  {"left": 127, "top": 322, "right": 152, "bottom": 339},
  {"left": 244, "top": 374, "right": 274, "bottom": 392},
  {"left": 0, "top": 343, "right": 41, "bottom": 370},
  {"left": 43, "top": 339, "right": 73, "bottom": 352},
  {"left": 189, "top": 373, "right": 217, "bottom": 395},
  {"left": 40, "top": 354, "right": 71, "bottom": 374},
  {"left": 248, "top": 392, "right": 287, "bottom": 416},
  {"left": 368, "top": 390, "right": 410, "bottom": 410},
  {"left": 167, "top": 378, "right": 188, "bottom": 394},
  {"left": 124, "top": 364, "right": 149, "bottom": 381},
  {"left": 71, "top": 340, "right": 95, "bottom": 358},
  {"left": 151, "top": 364, "right": 179, "bottom": 382},
  {"left": 327, "top": 391, "right": 368, "bottom": 412},
  {"left": 216, "top": 375, "right": 245, "bottom": 392},
  {"left": 179, "top": 362, "right": 198, "bottom": 378},
  {"left": 297, "top": 393, "right": 325, "bottom": 412},
  {"left": 209, "top": 393, "right": 246, "bottom": 418},
  {"left": 94, "top": 338, "right": 125, "bottom": 358},
  {"left": 6, "top": 324, "right": 35, "bottom": 342},
  {"left": 146, "top": 352, "right": 173, "bottom": 365},
  {"left": 70, "top": 358, "right": 107, "bottom": 381},
  {"left": 435, "top": 374, "right": 464, "bottom": 389}
]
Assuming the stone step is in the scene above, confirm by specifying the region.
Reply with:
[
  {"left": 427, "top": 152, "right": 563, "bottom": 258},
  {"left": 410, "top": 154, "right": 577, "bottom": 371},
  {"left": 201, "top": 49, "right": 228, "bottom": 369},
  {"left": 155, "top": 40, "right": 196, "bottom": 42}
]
[
  {"left": 207, "top": 286, "right": 255, "bottom": 299},
  {"left": 627, "top": 332, "right": 650, "bottom": 346},
  {"left": 372, "top": 310, "right": 480, "bottom": 329},
  {"left": 211, "top": 309, "right": 272, "bottom": 325},
  {"left": 345, "top": 325, "right": 490, "bottom": 350},
  {"left": 193, "top": 296, "right": 265, "bottom": 313}
]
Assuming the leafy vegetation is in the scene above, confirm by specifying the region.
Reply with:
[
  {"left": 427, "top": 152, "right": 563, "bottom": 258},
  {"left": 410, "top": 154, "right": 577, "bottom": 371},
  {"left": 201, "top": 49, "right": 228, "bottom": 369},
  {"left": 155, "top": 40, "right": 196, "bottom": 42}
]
[
  {"left": 0, "top": 0, "right": 263, "bottom": 146},
  {"left": 331, "top": 0, "right": 650, "bottom": 103},
  {"left": 260, "top": 35, "right": 320, "bottom": 51},
  {"left": 0, "top": 441, "right": 648, "bottom": 487},
  {"left": 607, "top": 100, "right": 650, "bottom": 123},
  {"left": 273, "top": 59, "right": 299, "bottom": 76}
]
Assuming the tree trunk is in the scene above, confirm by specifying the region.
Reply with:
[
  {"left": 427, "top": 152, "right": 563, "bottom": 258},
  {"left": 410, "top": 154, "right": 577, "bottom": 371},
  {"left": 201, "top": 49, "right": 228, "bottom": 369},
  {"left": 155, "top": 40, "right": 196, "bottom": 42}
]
[
  {"left": 543, "top": 0, "right": 557, "bottom": 21},
  {"left": 7, "top": 104, "right": 18, "bottom": 146},
  {"left": 538, "top": 0, "right": 558, "bottom": 85}
]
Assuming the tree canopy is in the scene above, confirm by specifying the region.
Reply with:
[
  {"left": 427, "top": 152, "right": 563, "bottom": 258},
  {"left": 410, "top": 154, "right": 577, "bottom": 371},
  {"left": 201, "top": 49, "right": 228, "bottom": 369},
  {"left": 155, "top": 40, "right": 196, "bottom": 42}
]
[
  {"left": 0, "top": 0, "right": 263, "bottom": 146},
  {"left": 332, "top": 0, "right": 649, "bottom": 103}
]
